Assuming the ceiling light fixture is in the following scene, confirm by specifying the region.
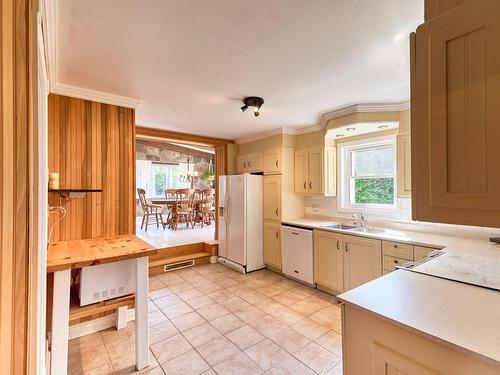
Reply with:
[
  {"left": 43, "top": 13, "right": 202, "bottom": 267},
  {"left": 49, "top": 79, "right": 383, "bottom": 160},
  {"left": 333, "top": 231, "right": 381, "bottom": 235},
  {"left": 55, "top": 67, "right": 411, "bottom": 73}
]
[
  {"left": 346, "top": 127, "right": 356, "bottom": 132},
  {"left": 241, "top": 97, "right": 264, "bottom": 117},
  {"left": 336, "top": 134, "right": 344, "bottom": 138},
  {"left": 377, "top": 125, "right": 389, "bottom": 129}
]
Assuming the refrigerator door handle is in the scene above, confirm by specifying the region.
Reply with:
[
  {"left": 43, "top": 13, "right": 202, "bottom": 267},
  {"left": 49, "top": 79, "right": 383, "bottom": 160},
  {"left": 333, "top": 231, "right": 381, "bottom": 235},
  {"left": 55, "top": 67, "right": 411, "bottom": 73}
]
[{"left": 225, "top": 195, "right": 230, "bottom": 225}]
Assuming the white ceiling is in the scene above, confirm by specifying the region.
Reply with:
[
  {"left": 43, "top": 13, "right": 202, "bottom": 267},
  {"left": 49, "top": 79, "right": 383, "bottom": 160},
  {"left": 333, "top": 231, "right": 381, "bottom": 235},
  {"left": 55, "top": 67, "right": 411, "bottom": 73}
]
[{"left": 56, "top": 0, "right": 423, "bottom": 140}]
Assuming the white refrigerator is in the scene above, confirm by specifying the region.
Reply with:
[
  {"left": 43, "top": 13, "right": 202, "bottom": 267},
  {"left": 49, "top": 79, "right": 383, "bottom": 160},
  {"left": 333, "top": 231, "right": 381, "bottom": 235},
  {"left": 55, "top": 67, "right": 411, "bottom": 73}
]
[{"left": 218, "top": 174, "right": 264, "bottom": 273}]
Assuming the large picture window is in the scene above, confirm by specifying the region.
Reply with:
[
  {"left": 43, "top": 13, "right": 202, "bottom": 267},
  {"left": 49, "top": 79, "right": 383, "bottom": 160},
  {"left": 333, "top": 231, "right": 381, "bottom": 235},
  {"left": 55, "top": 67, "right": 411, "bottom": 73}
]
[{"left": 340, "top": 137, "right": 396, "bottom": 210}]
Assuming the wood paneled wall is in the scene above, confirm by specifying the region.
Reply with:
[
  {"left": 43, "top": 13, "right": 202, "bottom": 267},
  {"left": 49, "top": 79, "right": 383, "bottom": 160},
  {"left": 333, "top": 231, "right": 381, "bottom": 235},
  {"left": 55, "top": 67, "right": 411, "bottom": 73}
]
[
  {"left": 48, "top": 94, "right": 136, "bottom": 241},
  {"left": 0, "top": 0, "right": 38, "bottom": 373}
]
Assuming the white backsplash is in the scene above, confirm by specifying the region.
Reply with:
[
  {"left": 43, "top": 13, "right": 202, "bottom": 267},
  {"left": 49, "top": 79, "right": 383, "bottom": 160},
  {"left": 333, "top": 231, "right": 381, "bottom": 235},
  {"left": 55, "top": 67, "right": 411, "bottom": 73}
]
[{"left": 304, "top": 196, "right": 500, "bottom": 240}]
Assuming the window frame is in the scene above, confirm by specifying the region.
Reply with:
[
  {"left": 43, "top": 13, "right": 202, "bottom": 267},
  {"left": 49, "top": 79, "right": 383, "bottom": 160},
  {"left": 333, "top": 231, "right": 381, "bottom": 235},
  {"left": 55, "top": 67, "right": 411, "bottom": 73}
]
[
  {"left": 338, "top": 135, "right": 397, "bottom": 213},
  {"left": 151, "top": 162, "right": 189, "bottom": 197}
]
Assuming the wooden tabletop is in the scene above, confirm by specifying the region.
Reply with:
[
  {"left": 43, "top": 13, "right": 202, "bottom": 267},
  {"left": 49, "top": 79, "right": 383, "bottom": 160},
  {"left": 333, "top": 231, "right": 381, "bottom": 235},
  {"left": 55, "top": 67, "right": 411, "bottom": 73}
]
[{"left": 47, "top": 234, "right": 157, "bottom": 273}]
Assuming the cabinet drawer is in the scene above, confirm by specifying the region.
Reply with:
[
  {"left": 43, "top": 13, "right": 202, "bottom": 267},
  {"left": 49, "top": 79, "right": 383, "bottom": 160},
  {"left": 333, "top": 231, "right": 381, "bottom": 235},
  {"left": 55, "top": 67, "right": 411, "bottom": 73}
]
[
  {"left": 383, "top": 255, "right": 410, "bottom": 272},
  {"left": 414, "top": 246, "right": 436, "bottom": 261},
  {"left": 382, "top": 241, "right": 413, "bottom": 260}
]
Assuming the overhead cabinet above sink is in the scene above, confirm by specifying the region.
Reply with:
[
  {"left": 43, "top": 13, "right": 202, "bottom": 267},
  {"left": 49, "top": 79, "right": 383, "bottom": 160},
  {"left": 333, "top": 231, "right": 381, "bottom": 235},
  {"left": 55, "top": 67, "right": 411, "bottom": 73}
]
[{"left": 294, "top": 146, "right": 336, "bottom": 196}]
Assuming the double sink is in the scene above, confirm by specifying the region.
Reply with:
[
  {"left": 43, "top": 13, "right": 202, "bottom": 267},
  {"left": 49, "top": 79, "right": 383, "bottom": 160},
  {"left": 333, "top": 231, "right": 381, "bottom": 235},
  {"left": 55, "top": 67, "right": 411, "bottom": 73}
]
[{"left": 320, "top": 223, "right": 385, "bottom": 234}]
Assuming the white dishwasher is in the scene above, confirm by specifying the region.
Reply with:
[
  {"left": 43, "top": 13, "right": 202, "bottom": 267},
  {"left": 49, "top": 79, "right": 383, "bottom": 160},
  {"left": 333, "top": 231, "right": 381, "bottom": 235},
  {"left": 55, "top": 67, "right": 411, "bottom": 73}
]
[{"left": 281, "top": 225, "right": 314, "bottom": 286}]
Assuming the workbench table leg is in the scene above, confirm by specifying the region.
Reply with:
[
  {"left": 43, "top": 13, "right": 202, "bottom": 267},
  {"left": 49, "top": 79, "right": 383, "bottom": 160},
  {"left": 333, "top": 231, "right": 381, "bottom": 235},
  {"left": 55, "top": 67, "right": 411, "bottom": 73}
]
[
  {"left": 135, "top": 256, "right": 149, "bottom": 370},
  {"left": 50, "top": 269, "right": 71, "bottom": 375}
]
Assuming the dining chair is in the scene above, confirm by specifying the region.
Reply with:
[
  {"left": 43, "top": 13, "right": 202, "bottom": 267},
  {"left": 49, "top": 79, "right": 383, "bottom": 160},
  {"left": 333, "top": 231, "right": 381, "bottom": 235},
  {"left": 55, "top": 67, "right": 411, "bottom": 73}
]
[
  {"left": 163, "top": 188, "right": 178, "bottom": 229},
  {"left": 170, "top": 188, "right": 196, "bottom": 230},
  {"left": 137, "top": 188, "right": 164, "bottom": 231},
  {"left": 195, "top": 188, "right": 215, "bottom": 227}
]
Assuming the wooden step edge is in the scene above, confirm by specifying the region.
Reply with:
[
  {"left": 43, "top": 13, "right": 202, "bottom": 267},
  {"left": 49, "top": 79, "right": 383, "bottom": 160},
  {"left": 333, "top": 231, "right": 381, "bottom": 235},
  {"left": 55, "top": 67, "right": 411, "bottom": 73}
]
[
  {"left": 69, "top": 294, "right": 134, "bottom": 322},
  {"left": 149, "top": 251, "right": 211, "bottom": 268}
]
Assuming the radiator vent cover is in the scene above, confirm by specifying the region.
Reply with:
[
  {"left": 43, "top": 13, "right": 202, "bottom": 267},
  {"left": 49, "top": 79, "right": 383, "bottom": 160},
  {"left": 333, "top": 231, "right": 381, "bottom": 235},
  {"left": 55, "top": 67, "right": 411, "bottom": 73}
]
[{"left": 164, "top": 259, "right": 195, "bottom": 272}]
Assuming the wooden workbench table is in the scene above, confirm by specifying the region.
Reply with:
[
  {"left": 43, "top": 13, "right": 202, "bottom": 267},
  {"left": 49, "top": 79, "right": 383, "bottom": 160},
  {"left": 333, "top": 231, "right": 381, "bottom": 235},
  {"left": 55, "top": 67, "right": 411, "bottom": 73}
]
[{"left": 47, "top": 235, "right": 157, "bottom": 375}]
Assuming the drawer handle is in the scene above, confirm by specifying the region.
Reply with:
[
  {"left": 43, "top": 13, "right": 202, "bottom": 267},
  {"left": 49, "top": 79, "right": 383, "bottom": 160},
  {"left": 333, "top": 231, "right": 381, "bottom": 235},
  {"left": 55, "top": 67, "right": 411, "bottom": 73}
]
[
  {"left": 275, "top": 160, "right": 279, "bottom": 167},
  {"left": 294, "top": 270, "right": 299, "bottom": 274},
  {"left": 248, "top": 161, "right": 251, "bottom": 168},
  {"left": 345, "top": 243, "right": 348, "bottom": 252},
  {"left": 303, "top": 182, "right": 307, "bottom": 190},
  {"left": 394, "top": 244, "right": 398, "bottom": 248},
  {"left": 336, "top": 240, "right": 340, "bottom": 250},
  {"left": 275, "top": 208, "right": 279, "bottom": 216},
  {"left": 276, "top": 231, "right": 279, "bottom": 238},
  {"left": 291, "top": 232, "right": 299, "bottom": 235},
  {"left": 394, "top": 259, "right": 399, "bottom": 264},
  {"left": 243, "top": 162, "right": 247, "bottom": 169},
  {"left": 309, "top": 182, "right": 312, "bottom": 189}
]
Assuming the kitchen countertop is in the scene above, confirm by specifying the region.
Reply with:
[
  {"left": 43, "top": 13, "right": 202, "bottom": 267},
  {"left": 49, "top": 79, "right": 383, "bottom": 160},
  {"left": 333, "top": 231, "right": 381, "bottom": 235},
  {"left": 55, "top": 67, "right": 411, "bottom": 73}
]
[
  {"left": 282, "top": 217, "right": 500, "bottom": 258},
  {"left": 47, "top": 234, "right": 157, "bottom": 273},
  {"left": 282, "top": 217, "right": 500, "bottom": 366},
  {"left": 336, "top": 270, "right": 500, "bottom": 366}
]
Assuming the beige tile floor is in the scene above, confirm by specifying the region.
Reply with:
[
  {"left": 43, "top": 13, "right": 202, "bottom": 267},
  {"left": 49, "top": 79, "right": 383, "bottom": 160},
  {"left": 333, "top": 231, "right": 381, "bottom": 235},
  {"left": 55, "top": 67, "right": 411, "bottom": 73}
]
[{"left": 68, "top": 263, "right": 343, "bottom": 375}]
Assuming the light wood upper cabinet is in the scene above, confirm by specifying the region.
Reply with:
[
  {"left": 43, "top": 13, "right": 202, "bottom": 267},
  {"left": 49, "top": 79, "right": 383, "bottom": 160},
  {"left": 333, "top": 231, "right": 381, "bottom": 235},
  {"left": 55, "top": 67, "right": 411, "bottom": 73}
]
[
  {"left": 313, "top": 230, "right": 344, "bottom": 292},
  {"left": 294, "top": 149, "right": 308, "bottom": 193},
  {"left": 263, "top": 220, "right": 281, "bottom": 269},
  {"left": 308, "top": 147, "right": 323, "bottom": 195},
  {"left": 236, "top": 155, "right": 248, "bottom": 173},
  {"left": 263, "top": 175, "right": 281, "bottom": 220},
  {"left": 412, "top": 0, "right": 500, "bottom": 227},
  {"left": 247, "top": 152, "right": 263, "bottom": 173},
  {"left": 343, "top": 235, "right": 382, "bottom": 291},
  {"left": 235, "top": 152, "right": 263, "bottom": 173},
  {"left": 396, "top": 133, "right": 411, "bottom": 197},
  {"left": 263, "top": 148, "right": 282, "bottom": 175},
  {"left": 294, "top": 146, "right": 336, "bottom": 196}
]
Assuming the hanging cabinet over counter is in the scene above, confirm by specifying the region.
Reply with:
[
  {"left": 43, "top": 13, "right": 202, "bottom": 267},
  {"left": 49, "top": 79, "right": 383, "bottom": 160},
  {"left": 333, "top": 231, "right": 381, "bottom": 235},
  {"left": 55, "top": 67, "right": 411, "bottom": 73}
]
[
  {"left": 411, "top": 0, "right": 500, "bottom": 227},
  {"left": 294, "top": 146, "right": 336, "bottom": 196}
]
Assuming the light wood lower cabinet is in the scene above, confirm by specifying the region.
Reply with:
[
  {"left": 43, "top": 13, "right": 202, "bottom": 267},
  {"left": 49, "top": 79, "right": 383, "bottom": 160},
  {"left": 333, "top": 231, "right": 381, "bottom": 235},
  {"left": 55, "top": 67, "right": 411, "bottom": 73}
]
[
  {"left": 344, "top": 235, "right": 382, "bottom": 291},
  {"left": 343, "top": 303, "right": 499, "bottom": 375},
  {"left": 313, "top": 231, "right": 382, "bottom": 293},
  {"left": 263, "top": 220, "right": 281, "bottom": 269},
  {"left": 313, "top": 230, "right": 344, "bottom": 292}
]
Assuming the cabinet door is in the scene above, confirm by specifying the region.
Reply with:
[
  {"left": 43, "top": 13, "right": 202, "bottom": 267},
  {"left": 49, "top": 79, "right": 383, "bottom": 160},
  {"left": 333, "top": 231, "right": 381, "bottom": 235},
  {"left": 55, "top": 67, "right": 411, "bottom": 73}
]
[
  {"left": 264, "top": 220, "right": 281, "bottom": 269},
  {"left": 396, "top": 133, "right": 411, "bottom": 197},
  {"left": 263, "top": 175, "right": 281, "bottom": 220},
  {"left": 294, "top": 149, "right": 308, "bottom": 194},
  {"left": 344, "top": 235, "right": 381, "bottom": 291},
  {"left": 247, "top": 152, "right": 263, "bottom": 173},
  {"left": 323, "top": 146, "right": 336, "bottom": 196},
  {"left": 412, "top": 1, "right": 500, "bottom": 227},
  {"left": 308, "top": 147, "right": 323, "bottom": 195},
  {"left": 313, "top": 230, "right": 343, "bottom": 292},
  {"left": 263, "top": 148, "right": 282, "bottom": 175},
  {"left": 236, "top": 155, "right": 247, "bottom": 173}
]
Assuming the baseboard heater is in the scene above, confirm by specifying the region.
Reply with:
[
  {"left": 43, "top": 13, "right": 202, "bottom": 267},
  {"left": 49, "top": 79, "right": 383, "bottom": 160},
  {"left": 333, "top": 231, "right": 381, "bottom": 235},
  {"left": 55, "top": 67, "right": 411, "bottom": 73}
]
[{"left": 164, "top": 259, "right": 195, "bottom": 272}]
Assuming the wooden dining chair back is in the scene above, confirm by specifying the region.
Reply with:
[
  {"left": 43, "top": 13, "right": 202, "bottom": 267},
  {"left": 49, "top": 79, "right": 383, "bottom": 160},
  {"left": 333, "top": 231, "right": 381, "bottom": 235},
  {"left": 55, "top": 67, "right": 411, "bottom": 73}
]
[
  {"left": 170, "top": 188, "right": 196, "bottom": 230},
  {"left": 137, "top": 188, "right": 163, "bottom": 231},
  {"left": 163, "top": 188, "right": 178, "bottom": 228},
  {"left": 195, "top": 188, "right": 216, "bottom": 227}
]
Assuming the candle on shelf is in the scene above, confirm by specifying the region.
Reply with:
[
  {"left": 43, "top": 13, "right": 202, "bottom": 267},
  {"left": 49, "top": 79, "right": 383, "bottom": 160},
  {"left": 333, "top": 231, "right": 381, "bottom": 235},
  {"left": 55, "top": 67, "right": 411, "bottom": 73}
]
[{"left": 48, "top": 172, "right": 60, "bottom": 189}]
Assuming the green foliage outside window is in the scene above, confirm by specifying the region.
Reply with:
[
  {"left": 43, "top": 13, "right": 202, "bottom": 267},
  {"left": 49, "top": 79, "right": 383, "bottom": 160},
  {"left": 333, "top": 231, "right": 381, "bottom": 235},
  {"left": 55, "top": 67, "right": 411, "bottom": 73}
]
[{"left": 354, "top": 178, "right": 394, "bottom": 205}]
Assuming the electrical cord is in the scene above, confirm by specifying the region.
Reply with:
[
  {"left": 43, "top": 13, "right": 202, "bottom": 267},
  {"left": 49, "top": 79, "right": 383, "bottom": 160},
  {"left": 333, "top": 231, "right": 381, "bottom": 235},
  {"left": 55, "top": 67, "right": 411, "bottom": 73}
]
[{"left": 47, "top": 197, "right": 67, "bottom": 247}]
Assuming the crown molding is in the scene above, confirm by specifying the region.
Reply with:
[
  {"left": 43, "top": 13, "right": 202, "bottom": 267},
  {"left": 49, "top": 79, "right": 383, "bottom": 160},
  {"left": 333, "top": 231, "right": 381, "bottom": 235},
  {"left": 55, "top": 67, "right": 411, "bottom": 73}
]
[
  {"left": 235, "top": 127, "right": 294, "bottom": 145},
  {"left": 51, "top": 83, "right": 141, "bottom": 108},
  {"left": 41, "top": 0, "right": 141, "bottom": 109},
  {"left": 319, "top": 101, "right": 410, "bottom": 129}
]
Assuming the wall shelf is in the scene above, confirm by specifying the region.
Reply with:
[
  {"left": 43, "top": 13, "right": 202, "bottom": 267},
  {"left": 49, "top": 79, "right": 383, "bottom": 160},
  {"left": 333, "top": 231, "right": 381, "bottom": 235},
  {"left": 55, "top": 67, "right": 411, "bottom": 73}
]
[{"left": 49, "top": 188, "right": 102, "bottom": 201}]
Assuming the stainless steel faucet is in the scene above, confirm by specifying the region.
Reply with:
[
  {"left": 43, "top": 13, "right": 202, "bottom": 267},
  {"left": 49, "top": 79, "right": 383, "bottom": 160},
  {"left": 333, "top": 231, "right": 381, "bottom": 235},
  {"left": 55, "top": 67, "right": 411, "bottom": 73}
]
[{"left": 353, "top": 212, "right": 366, "bottom": 228}]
